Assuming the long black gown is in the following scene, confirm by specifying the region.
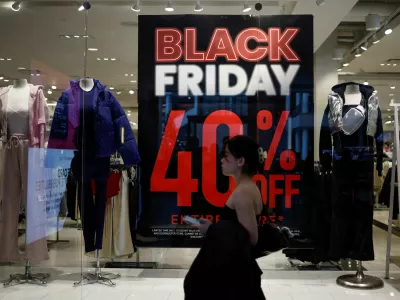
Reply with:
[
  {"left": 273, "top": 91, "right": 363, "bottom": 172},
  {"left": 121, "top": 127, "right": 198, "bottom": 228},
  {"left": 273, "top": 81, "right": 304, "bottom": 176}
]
[{"left": 184, "top": 205, "right": 266, "bottom": 300}]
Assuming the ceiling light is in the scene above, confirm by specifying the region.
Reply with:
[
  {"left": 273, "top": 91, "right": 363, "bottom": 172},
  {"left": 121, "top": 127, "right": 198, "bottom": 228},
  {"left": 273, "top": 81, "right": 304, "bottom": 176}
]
[
  {"left": 128, "top": 110, "right": 131, "bottom": 113},
  {"left": 47, "top": 90, "right": 53, "bottom": 94},
  {"left": 243, "top": 2, "right": 251, "bottom": 12},
  {"left": 361, "top": 43, "right": 368, "bottom": 51},
  {"left": 391, "top": 85, "right": 396, "bottom": 89},
  {"left": 17, "top": 67, "right": 26, "bottom": 70},
  {"left": 128, "top": 113, "right": 131, "bottom": 116},
  {"left": 355, "top": 49, "right": 362, "bottom": 57},
  {"left": 380, "top": 63, "right": 385, "bottom": 66},
  {"left": 194, "top": 0, "right": 203, "bottom": 12},
  {"left": 0, "top": 58, "right": 3, "bottom": 61},
  {"left": 337, "top": 68, "right": 342, "bottom": 72},
  {"left": 88, "top": 48, "right": 98, "bottom": 51},
  {"left": 104, "top": 58, "right": 109, "bottom": 61},
  {"left": 11, "top": 1, "right": 21, "bottom": 12},
  {"left": 0, "top": 77, "right": 3, "bottom": 80},
  {"left": 83, "top": 35, "right": 89, "bottom": 38},
  {"left": 385, "top": 121, "right": 392, "bottom": 125},
  {"left": 390, "top": 94, "right": 394, "bottom": 96},
  {"left": 65, "top": 35, "right": 71, "bottom": 39},
  {"left": 130, "top": 74, "right": 134, "bottom": 77},
  {"left": 372, "top": 34, "right": 380, "bottom": 44},
  {"left": 129, "top": 90, "right": 135, "bottom": 95},
  {"left": 385, "top": 28, "right": 393, "bottom": 35},
  {"left": 51, "top": 85, "right": 57, "bottom": 90},
  {"left": 111, "top": 58, "right": 116, "bottom": 61},
  {"left": 165, "top": 0, "right": 174, "bottom": 11},
  {"left": 36, "top": 74, "right": 40, "bottom": 76},
  {"left": 363, "top": 81, "right": 369, "bottom": 85},
  {"left": 97, "top": 58, "right": 101, "bottom": 61},
  {"left": 130, "top": 80, "right": 137, "bottom": 83},
  {"left": 109, "top": 87, "right": 115, "bottom": 90},
  {"left": 343, "top": 63, "right": 349, "bottom": 67},
  {"left": 74, "top": 36, "right": 80, "bottom": 38},
  {"left": 117, "top": 91, "right": 121, "bottom": 95},
  {"left": 125, "top": 74, "right": 129, "bottom": 76},
  {"left": 366, "top": 14, "right": 380, "bottom": 31},
  {"left": 131, "top": 0, "right": 140, "bottom": 12},
  {"left": 394, "top": 64, "right": 397, "bottom": 67},
  {"left": 387, "top": 63, "right": 391, "bottom": 66},
  {"left": 388, "top": 109, "right": 391, "bottom": 111},
  {"left": 4, "top": 79, "right": 9, "bottom": 82},
  {"left": 316, "top": 0, "right": 325, "bottom": 6},
  {"left": 6, "top": 58, "right": 11, "bottom": 61},
  {"left": 78, "top": 2, "right": 91, "bottom": 11}
]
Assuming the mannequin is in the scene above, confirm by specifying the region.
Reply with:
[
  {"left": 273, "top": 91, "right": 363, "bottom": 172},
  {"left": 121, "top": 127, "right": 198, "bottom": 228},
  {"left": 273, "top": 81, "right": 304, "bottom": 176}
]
[
  {"left": 344, "top": 84, "right": 362, "bottom": 105},
  {"left": 319, "top": 82, "right": 383, "bottom": 262},
  {"left": 48, "top": 78, "right": 140, "bottom": 254},
  {"left": 0, "top": 79, "right": 49, "bottom": 263}
]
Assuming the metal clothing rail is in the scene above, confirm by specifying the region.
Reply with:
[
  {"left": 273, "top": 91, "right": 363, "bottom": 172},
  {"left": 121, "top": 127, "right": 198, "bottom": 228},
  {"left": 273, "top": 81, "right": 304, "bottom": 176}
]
[{"left": 385, "top": 101, "right": 400, "bottom": 279}]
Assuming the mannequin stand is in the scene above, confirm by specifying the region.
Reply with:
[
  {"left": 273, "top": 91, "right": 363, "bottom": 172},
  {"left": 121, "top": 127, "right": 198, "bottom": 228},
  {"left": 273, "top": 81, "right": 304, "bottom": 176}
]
[
  {"left": 73, "top": 250, "right": 120, "bottom": 287},
  {"left": 47, "top": 217, "right": 69, "bottom": 248},
  {"left": 337, "top": 261, "right": 384, "bottom": 290},
  {"left": 3, "top": 261, "right": 50, "bottom": 287}
]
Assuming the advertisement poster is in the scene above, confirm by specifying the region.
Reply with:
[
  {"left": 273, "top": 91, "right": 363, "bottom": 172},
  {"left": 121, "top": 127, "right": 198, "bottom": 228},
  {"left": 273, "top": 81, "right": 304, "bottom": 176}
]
[
  {"left": 138, "top": 15, "right": 314, "bottom": 247},
  {"left": 26, "top": 148, "right": 74, "bottom": 244}
]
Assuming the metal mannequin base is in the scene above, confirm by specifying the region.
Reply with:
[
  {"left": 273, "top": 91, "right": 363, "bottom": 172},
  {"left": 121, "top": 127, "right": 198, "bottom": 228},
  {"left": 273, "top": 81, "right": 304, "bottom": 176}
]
[
  {"left": 73, "top": 250, "right": 120, "bottom": 287},
  {"left": 3, "top": 262, "right": 50, "bottom": 287},
  {"left": 73, "top": 271, "right": 120, "bottom": 287},
  {"left": 337, "top": 261, "right": 384, "bottom": 290}
]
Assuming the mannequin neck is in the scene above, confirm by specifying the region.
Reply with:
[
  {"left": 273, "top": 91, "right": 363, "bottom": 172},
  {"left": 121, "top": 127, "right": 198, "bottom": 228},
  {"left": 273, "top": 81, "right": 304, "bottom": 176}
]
[
  {"left": 13, "top": 78, "right": 28, "bottom": 89},
  {"left": 79, "top": 78, "right": 94, "bottom": 92},
  {"left": 344, "top": 84, "right": 361, "bottom": 105},
  {"left": 344, "top": 84, "right": 360, "bottom": 95}
]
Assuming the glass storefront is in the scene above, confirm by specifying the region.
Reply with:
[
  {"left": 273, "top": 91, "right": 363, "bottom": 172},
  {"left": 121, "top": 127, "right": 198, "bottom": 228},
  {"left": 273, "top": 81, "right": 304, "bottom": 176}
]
[{"left": 0, "top": 0, "right": 399, "bottom": 297}]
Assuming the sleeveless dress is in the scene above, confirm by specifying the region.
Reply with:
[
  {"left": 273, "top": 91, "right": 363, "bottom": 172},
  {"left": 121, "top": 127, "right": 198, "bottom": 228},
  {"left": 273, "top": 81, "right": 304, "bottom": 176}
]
[{"left": 184, "top": 205, "right": 266, "bottom": 300}]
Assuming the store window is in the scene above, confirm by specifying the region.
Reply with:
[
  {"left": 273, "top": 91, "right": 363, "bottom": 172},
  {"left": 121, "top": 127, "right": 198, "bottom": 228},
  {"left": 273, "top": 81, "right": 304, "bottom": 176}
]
[{"left": 0, "top": 0, "right": 399, "bottom": 298}]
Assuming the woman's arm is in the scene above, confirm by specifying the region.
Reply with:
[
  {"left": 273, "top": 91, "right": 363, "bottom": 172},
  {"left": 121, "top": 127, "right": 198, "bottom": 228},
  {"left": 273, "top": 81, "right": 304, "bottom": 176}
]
[{"left": 232, "top": 188, "right": 258, "bottom": 246}]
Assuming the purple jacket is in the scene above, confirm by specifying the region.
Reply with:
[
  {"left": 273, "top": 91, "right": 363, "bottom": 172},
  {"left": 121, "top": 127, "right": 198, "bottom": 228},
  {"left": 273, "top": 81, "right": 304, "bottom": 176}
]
[{"left": 48, "top": 79, "right": 140, "bottom": 165}]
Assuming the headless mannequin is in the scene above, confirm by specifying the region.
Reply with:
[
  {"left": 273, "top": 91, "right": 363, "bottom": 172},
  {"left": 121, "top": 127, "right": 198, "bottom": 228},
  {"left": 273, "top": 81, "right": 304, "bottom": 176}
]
[
  {"left": 344, "top": 84, "right": 362, "bottom": 106},
  {"left": 80, "top": 78, "right": 94, "bottom": 92}
]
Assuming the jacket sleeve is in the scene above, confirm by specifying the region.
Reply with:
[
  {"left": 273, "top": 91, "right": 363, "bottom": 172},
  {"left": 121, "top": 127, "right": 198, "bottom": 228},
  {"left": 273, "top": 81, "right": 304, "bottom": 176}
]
[
  {"left": 109, "top": 92, "right": 141, "bottom": 166},
  {"left": 319, "top": 104, "right": 332, "bottom": 170},
  {"left": 47, "top": 92, "right": 70, "bottom": 149},
  {"left": 37, "top": 88, "right": 47, "bottom": 148},
  {"left": 375, "top": 107, "right": 384, "bottom": 176}
]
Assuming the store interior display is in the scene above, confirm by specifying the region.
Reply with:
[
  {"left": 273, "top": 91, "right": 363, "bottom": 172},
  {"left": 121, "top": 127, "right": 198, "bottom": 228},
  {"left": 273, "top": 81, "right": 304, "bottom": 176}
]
[
  {"left": 0, "top": 78, "right": 50, "bottom": 285},
  {"left": 319, "top": 82, "right": 384, "bottom": 289},
  {"left": 0, "top": 0, "right": 400, "bottom": 296}
]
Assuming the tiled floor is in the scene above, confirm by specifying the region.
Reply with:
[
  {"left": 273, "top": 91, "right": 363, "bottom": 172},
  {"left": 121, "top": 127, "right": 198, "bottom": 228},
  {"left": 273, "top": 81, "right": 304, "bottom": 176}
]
[
  {"left": 1, "top": 219, "right": 400, "bottom": 299},
  {"left": 0, "top": 268, "right": 399, "bottom": 300}
]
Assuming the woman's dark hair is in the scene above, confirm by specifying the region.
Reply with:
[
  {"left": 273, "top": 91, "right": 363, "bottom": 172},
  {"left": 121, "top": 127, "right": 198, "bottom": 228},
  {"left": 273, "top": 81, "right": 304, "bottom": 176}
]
[{"left": 223, "top": 135, "right": 264, "bottom": 175}]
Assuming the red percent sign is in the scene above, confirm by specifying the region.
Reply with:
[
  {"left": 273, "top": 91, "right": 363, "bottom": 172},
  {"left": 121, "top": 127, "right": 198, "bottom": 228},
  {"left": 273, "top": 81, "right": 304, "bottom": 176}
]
[{"left": 150, "top": 109, "right": 299, "bottom": 208}]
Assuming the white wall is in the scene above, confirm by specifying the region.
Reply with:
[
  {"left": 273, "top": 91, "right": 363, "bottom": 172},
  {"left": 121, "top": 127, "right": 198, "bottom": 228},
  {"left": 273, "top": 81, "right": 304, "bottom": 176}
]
[{"left": 314, "top": 32, "right": 339, "bottom": 160}]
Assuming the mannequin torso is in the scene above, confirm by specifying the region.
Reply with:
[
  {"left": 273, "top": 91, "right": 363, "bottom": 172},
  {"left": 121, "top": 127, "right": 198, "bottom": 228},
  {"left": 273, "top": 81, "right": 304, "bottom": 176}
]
[
  {"left": 7, "top": 79, "right": 29, "bottom": 135},
  {"left": 344, "top": 84, "right": 362, "bottom": 106}
]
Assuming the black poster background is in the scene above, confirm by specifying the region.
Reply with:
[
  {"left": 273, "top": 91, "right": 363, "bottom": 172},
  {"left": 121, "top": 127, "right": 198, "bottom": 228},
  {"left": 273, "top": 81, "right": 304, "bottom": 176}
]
[{"left": 138, "top": 15, "right": 314, "bottom": 247}]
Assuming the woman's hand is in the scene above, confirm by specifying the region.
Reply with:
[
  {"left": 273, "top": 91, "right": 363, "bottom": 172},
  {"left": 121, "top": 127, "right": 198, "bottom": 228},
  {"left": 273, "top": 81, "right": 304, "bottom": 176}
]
[{"left": 193, "top": 218, "right": 212, "bottom": 235}]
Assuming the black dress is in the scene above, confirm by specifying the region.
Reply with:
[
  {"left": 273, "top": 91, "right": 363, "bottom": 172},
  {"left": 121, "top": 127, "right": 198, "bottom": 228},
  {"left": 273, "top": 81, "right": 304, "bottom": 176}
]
[{"left": 184, "top": 205, "right": 266, "bottom": 300}]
